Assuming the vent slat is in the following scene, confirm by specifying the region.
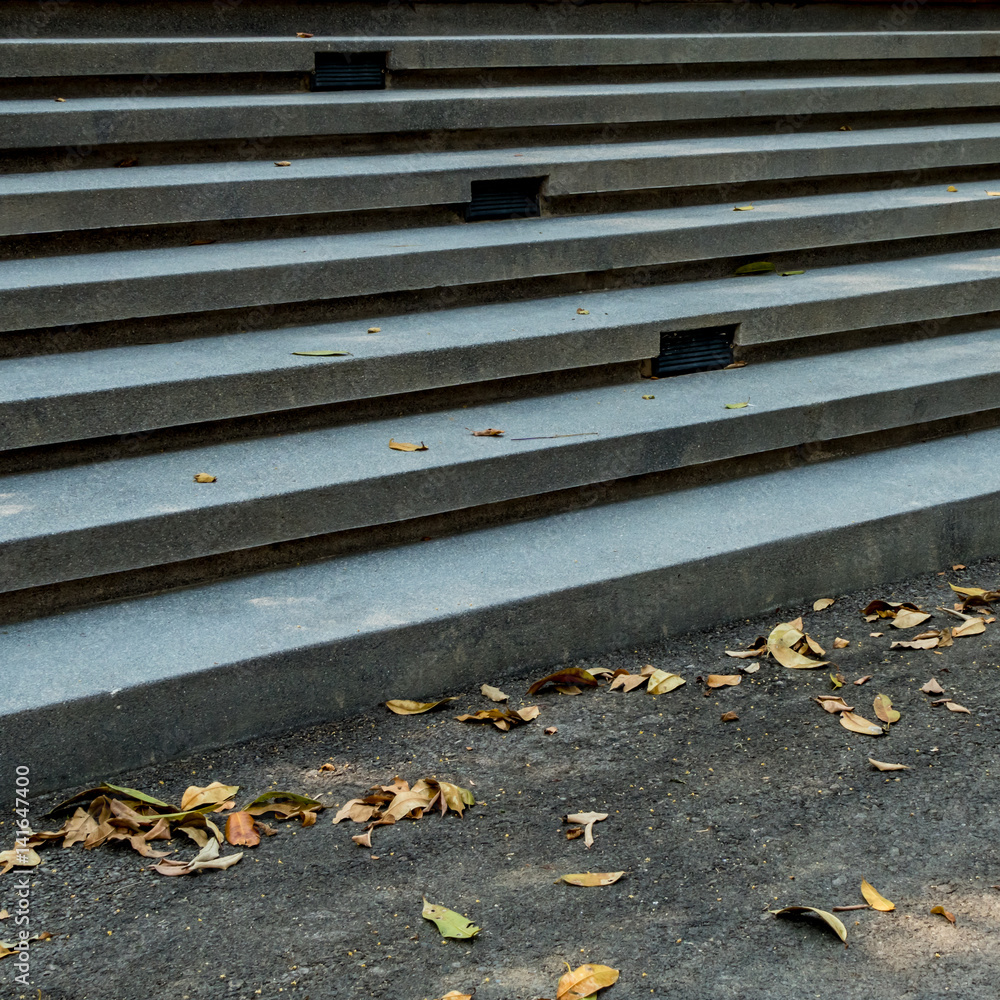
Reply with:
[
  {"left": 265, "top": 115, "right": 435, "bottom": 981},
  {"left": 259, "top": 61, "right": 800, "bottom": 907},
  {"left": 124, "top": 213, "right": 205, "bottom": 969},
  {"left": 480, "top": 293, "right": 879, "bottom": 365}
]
[
  {"left": 313, "top": 52, "right": 386, "bottom": 91},
  {"left": 465, "top": 177, "right": 544, "bottom": 222},
  {"left": 650, "top": 325, "right": 736, "bottom": 377}
]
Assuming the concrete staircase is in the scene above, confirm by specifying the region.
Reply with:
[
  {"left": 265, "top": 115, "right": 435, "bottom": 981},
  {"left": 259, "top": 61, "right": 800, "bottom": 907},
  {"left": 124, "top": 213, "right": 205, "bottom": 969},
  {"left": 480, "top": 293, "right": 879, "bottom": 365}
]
[{"left": 5, "top": 1, "right": 1000, "bottom": 792}]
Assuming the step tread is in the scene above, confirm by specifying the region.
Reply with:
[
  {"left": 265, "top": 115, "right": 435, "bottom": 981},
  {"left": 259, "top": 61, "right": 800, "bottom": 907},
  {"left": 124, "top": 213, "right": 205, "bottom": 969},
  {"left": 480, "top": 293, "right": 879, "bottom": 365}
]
[
  {"left": 5, "top": 327, "right": 1000, "bottom": 591},
  {"left": 4, "top": 31, "right": 1000, "bottom": 75},
  {"left": 5, "top": 425, "right": 1000, "bottom": 792},
  {"left": 6, "top": 122, "right": 1000, "bottom": 236},
  {"left": 6, "top": 245, "right": 1000, "bottom": 449},
  {"left": 3, "top": 72, "right": 998, "bottom": 147},
  {"left": 4, "top": 178, "right": 1000, "bottom": 332}
]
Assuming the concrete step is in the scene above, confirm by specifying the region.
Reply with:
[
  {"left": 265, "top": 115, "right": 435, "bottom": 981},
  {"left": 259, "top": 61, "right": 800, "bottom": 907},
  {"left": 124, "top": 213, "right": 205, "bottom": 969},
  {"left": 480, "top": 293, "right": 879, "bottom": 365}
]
[
  {"left": 3, "top": 73, "right": 999, "bottom": 149},
  {"left": 6, "top": 246, "right": 1000, "bottom": 449},
  {"left": 5, "top": 326, "right": 1000, "bottom": 593},
  {"left": 4, "top": 32, "right": 1000, "bottom": 77},
  {"left": 6, "top": 422, "right": 1000, "bottom": 793},
  {"left": 6, "top": 179, "right": 1000, "bottom": 333},
  {"left": 7, "top": 122, "right": 1000, "bottom": 236}
]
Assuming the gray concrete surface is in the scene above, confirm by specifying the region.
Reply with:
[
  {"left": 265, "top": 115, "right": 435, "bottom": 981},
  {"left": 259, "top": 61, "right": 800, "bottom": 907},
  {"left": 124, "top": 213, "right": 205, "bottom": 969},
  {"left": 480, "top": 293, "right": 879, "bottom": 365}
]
[
  {"left": 6, "top": 246, "right": 1000, "bottom": 448},
  {"left": 7, "top": 180, "right": 1000, "bottom": 333},
  {"left": 4, "top": 425, "right": 1000, "bottom": 795},
  {"left": 3, "top": 73, "right": 999, "bottom": 149},
  {"left": 5, "top": 327, "right": 1000, "bottom": 592},
  {"left": 8, "top": 122, "right": 1000, "bottom": 236},
  {"left": 2, "top": 558, "right": 999, "bottom": 998},
  {"left": 5, "top": 31, "right": 1000, "bottom": 77}
]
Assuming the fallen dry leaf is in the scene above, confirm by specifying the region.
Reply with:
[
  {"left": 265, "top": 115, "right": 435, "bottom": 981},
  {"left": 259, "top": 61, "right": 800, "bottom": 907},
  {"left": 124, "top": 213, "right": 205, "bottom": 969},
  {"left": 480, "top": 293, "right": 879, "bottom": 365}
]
[
  {"left": 422, "top": 898, "right": 480, "bottom": 939},
  {"left": 152, "top": 839, "right": 242, "bottom": 877},
  {"left": 706, "top": 674, "right": 741, "bottom": 688},
  {"left": 947, "top": 186, "right": 958, "bottom": 192},
  {"left": 725, "top": 400, "right": 750, "bottom": 409},
  {"left": 720, "top": 711, "right": 739, "bottom": 722},
  {"left": 318, "top": 763, "right": 336, "bottom": 772},
  {"left": 869, "top": 758, "right": 910, "bottom": 772},
  {"left": 920, "top": 677, "right": 945, "bottom": 694},
  {"left": 952, "top": 617, "right": 986, "bottom": 637},
  {"left": 224, "top": 812, "right": 260, "bottom": 848},
  {"left": 527, "top": 668, "right": 598, "bottom": 695},
  {"left": 609, "top": 669, "right": 649, "bottom": 693},
  {"left": 950, "top": 582, "right": 1000, "bottom": 602},
  {"left": 292, "top": 350, "right": 351, "bottom": 357},
  {"left": 742, "top": 662, "right": 761, "bottom": 674},
  {"left": 892, "top": 608, "right": 932, "bottom": 629},
  {"left": 641, "top": 394, "right": 655, "bottom": 400},
  {"left": 544, "top": 726, "right": 558, "bottom": 735},
  {"left": 471, "top": 428, "right": 505, "bottom": 437},
  {"left": 854, "top": 675, "right": 873, "bottom": 685},
  {"left": 480, "top": 684, "right": 509, "bottom": 702},
  {"left": 556, "top": 963, "right": 620, "bottom": 1000},
  {"left": 388, "top": 439, "right": 428, "bottom": 452},
  {"left": 0, "top": 910, "right": 7, "bottom": 920},
  {"left": 861, "top": 600, "right": 924, "bottom": 621},
  {"left": 557, "top": 871, "right": 624, "bottom": 887},
  {"left": 352, "top": 829, "right": 373, "bottom": 848},
  {"left": 180, "top": 782, "right": 240, "bottom": 812},
  {"left": 274, "top": 160, "right": 292, "bottom": 166},
  {"left": 576, "top": 308, "right": 590, "bottom": 315},
  {"left": 555, "top": 684, "right": 583, "bottom": 695},
  {"left": 193, "top": 473, "right": 216, "bottom": 483},
  {"left": 813, "top": 598, "right": 835, "bottom": 611},
  {"left": 565, "top": 811, "right": 607, "bottom": 849},
  {"left": 646, "top": 669, "right": 685, "bottom": 695},
  {"left": 770, "top": 906, "right": 847, "bottom": 945},
  {"left": 295, "top": 32, "right": 314, "bottom": 38},
  {"left": 839, "top": 711, "right": 883, "bottom": 736},
  {"left": 367, "top": 327, "right": 380, "bottom": 333},
  {"left": 945, "top": 701, "right": 971, "bottom": 714},
  {"left": 891, "top": 638, "right": 939, "bottom": 650},
  {"left": 952, "top": 563, "right": 966, "bottom": 570},
  {"left": 861, "top": 879, "right": 895, "bottom": 911},
  {"left": 814, "top": 696, "right": 853, "bottom": 714},
  {"left": 873, "top": 693, "right": 900, "bottom": 726},
  {"left": 931, "top": 905, "right": 956, "bottom": 924},
  {"left": 733, "top": 205, "right": 754, "bottom": 212},
  {"left": 0, "top": 849, "right": 40, "bottom": 875},
  {"left": 833, "top": 638, "right": 850, "bottom": 649},
  {"left": 768, "top": 620, "right": 829, "bottom": 669},
  {"left": 435, "top": 993, "right": 473, "bottom": 1000},
  {"left": 725, "top": 640, "right": 768, "bottom": 658},
  {"left": 455, "top": 706, "right": 538, "bottom": 730},
  {"left": 385, "top": 697, "right": 458, "bottom": 715}
]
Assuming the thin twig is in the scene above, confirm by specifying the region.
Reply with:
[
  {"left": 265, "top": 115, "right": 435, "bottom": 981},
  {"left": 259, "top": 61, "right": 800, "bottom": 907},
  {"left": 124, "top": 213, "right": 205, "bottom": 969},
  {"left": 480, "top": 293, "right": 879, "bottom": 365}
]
[{"left": 831, "top": 904, "right": 870, "bottom": 912}]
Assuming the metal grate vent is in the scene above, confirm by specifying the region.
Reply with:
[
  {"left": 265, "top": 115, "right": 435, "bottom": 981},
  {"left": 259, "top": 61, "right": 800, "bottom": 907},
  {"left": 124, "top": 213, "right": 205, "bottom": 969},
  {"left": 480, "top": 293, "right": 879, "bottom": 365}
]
[
  {"left": 465, "top": 177, "right": 543, "bottom": 222},
  {"left": 312, "top": 52, "right": 386, "bottom": 91},
  {"left": 647, "top": 326, "right": 736, "bottom": 378}
]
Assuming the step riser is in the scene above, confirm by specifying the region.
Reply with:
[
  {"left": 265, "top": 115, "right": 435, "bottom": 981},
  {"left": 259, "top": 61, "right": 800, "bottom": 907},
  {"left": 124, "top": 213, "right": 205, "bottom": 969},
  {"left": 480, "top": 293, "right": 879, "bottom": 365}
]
[
  {"left": 7, "top": 443, "right": 999, "bottom": 797},
  {"left": 4, "top": 77, "right": 998, "bottom": 150}
]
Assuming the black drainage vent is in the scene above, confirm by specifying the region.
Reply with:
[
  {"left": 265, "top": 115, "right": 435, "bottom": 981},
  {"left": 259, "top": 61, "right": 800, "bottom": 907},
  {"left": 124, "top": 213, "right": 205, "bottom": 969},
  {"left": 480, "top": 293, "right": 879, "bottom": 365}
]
[
  {"left": 465, "top": 177, "right": 543, "bottom": 222},
  {"left": 644, "top": 326, "right": 736, "bottom": 378},
  {"left": 312, "top": 52, "right": 387, "bottom": 91}
]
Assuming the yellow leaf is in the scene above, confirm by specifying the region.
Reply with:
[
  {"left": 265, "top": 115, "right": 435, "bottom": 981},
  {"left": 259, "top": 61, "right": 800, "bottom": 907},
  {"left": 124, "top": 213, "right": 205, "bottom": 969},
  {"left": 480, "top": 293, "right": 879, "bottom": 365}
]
[
  {"left": 388, "top": 438, "right": 428, "bottom": 452},
  {"left": 577, "top": 308, "right": 590, "bottom": 315},
  {"left": 813, "top": 598, "right": 835, "bottom": 611},
  {"left": 770, "top": 906, "right": 847, "bottom": 945},
  {"left": 385, "top": 697, "right": 458, "bottom": 715},
  {"left": 367, "top": 327, "right": 381, "bottom": 333},
  {"left": 931, "top": 905, "right": 956, "bottom": 924},
  {"left": 193, "top": 473, "right": 216, "bottom": 483},
  {"left": 861, "top": 879, "right": 895, "bottom": 911},
  {"left": 480, "top": 684, "right": 509, "bottom": 702},
  {"left": 641, "top": 394, "right": 655, "bottom": 400},
  {"left": 839, "top": 711, "right": 883, "bottom": 736},
  {"left": 556, "top": 963, "right": 620, "bottom": 1000},
  {"left": 947, "top": 185, "right": 958, "bottom": 192},
  {"left": 733, "top": 205, "right": 754, "bottom": 211},
  {"left": 869, "top": 758, "right": 910, "bottom": 771},
  {"left": 706, "top": 674, "right": 741, "bottom": 688},
  {"left": 180, "top": 782, "right": 240, "bottom": 812},
  {"left": 873, "top": 694, "right": 900, "bottom": 726},
  {"left": 987, "top": 191, "right": 1000, "bottom": 197},
  {"left": 725, "top": 400, "right": 750, "bottom": 409},
  {"left": 557, "top": 871, "right": 625, "bottom": 886},
  {"left": 647, "top": 670, "right": 685, "bottom": 695}
]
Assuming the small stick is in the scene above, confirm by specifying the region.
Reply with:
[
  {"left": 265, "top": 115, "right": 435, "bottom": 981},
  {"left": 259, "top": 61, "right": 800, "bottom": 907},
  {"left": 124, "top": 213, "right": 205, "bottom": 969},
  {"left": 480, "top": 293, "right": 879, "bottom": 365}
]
[
  {"left": 935, "top": 606, "right": 976, "bottom": 621},
  {"left": 831, "top": 904, "right": 870, "bottom": 912},
  {"left": 510, "top": 432, "right": 599, "bottom": 441}
]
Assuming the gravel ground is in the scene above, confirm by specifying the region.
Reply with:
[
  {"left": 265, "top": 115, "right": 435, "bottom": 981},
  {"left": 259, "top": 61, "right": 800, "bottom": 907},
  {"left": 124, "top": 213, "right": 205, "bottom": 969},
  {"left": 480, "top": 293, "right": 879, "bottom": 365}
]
[{"left": 3, "top": 558, "right": 1000, "bottom": 1000}]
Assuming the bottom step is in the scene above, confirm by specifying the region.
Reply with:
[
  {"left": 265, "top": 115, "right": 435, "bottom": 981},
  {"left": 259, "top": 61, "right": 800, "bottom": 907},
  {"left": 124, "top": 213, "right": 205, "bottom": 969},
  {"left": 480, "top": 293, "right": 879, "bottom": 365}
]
[{"left": 6, "top": 426, "right": 1000, "bottom": 794}]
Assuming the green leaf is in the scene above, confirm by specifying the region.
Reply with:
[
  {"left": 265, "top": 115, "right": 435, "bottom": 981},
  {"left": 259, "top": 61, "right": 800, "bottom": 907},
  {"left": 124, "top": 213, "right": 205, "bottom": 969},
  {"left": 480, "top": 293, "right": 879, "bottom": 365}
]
[
  {"left": 724, "top": 401, "right": 750, "bottom": 410},
  {"left": 734, "top": 261, "right": 775, "bottom": 275},
  {"left": 242, "top": 791, "right": 323, "bottom": 811},
  {"left": 48, "top": 783, "right": 175, "bottom": 814},
  {"left": 422, "top": 897, "right": 481, "bottom": 939},
  {"left": 291, "top": 351, "right": 353, "bottom": 357},
  {"left": 770, "top": 906, "right": 847, "bottom": 945},
  {"left": 780, "top": 270, "right": 806, "bottom": 276}
]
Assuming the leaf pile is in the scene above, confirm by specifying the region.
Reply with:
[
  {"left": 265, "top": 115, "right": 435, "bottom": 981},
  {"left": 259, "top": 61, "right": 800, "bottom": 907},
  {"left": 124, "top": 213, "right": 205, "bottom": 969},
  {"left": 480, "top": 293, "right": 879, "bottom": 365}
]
[
  {"left": 766, "top": 618, "right": 829, "bottom": 669},
  {"left": 456, "top": 705, "right": 540, "bottom": 730},
  {"left": 609, "top": 665, "right": 685, "bottom": 695},
  {"left": 332, "top": 777, "right": 475, "bottom": 847}
]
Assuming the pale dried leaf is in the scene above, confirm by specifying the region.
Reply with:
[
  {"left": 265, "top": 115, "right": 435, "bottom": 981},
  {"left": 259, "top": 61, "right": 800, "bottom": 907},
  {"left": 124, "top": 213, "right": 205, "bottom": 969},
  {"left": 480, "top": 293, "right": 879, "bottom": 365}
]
[
  {"left": 706, "top": 674, "right": 741, "bottom": 688},
  {"left": 854, "top": 675, "right": 872, "bottom": 685},
  {"left": 813, "top": 598, "right": 835, "bottom": 611},
  {"left": 742, "top": 662, "right": 761, "bottom": 674},
  {"left": 0, "top": 849, "right": 40, "bottom": 875},
  {"left": 385, "top": 697, "right": 458, "bottom": 715},
  {"left": 609, "top": 670, "right": 648, "bottom": 693},
  {"left": 480, "top": 684, "right": 509, "bottom": 702},
  {"left": 920, "top": 677, "right": 945, "bottom": 694},
  {"left": 471, "top": 428, "right": 505, "bottom": 437},
  {"left": 527, "top": 668, "right": 598, "bottom": 694},
  {"left": 516, "top": 705, "right": 540, "bottom": 721},
  {"left": 770, "top": 906, "right": 847, "bottom": 945},
  {"left": 352, "top": 829, "right": 373, "bottom": 848},
  {"left": 180, "top": 782, "right": 240, "bottom": 812},
  {"left": 647, "top": 670, "right": 685, "bottom": 695},
  {"left": 193, "top": 473, "right": 216, "bottom": 483},
  {"left": 720, "top": 711, "right": 739, "bottom": 722},
  {"left": 890, "top": 638, "right": 939, "bottom": 650},
  {"left": 556, "top": 963, "right": 620, "bottom": 1000},
  {"left": 388, "top": 438, "right": 428, "bottom": 452},
  {"left": 892, "top": 609, "right": 932, "bottom": 629},
  {"left": 555, "top": 684, "right": 583, "bottom": 695},
  {"left": 833, "top": 638, "right": 850, "bottom": 649},
  {"left": 839, "top": 711, "right": 883, "bottom": 736},
  {"left": 945, "top": 701, "right": 971, "bottom": 714},
  {"left": 557, "top": 871, "right": 624, "bottom": 887},
  {"left": 873, "top": 694, "right": 900, "bottom": 726},
  {"left": 768, "top": 621, "right": 828, "bottom": 669},
  {"left": 931, "top": 905, "right": 956, "bottom": 924},
  {"left": 565, "top": 811, "right": 608, "bottom": 849},
  {"left": 814, "top": 696, "right": 853, "bottom": 714},
  {"left": 869, "top": 758, "right": 910, "bottom": 771},
  {"left": 952, "top": 617, "right": 986, "bottom": 637}
]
